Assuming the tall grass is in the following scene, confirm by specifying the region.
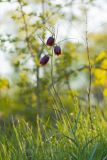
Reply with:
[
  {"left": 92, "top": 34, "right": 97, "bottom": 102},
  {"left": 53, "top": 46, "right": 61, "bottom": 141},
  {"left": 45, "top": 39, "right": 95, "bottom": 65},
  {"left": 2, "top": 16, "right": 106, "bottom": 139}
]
[{"left": 0, "top": 107, "right": 107, "bottom": 160}]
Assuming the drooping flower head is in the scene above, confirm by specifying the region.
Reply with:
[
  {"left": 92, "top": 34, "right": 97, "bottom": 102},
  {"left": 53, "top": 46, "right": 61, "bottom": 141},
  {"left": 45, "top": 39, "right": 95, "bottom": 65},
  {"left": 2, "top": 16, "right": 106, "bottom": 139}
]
[
  {"left": 40, "top": 55, "right": 49, "bottom": 65},
  {"left": 46, "top": 36, "right": 55, "bottom": 46},
  {"left": 54, "top": 45, "right": 61, "bottom": 56}
]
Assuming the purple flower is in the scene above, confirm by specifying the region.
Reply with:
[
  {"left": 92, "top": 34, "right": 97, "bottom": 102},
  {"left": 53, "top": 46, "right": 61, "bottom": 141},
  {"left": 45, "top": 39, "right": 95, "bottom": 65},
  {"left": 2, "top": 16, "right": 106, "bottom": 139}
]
[
  {"left": 46, "top": 37, "right": 55, "bottom": 46},
  {"left": 40, "top": 55, "right": 49, "bottom": 65},
  {"left": 54, "top": 45, "right": 61, "bottom": 56}
]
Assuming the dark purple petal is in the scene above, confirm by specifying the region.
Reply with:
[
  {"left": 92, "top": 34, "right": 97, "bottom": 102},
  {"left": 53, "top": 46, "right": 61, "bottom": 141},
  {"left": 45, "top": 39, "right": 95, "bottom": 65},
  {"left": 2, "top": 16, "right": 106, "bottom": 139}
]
[
  {"left": 46, "top": 37, "right": 55, "bottom": 46},
  {"left": 40, "top": 55, "right": 49, "bottom": 65},
  {"left": 54, "top": 46, "right": 61, "bottom": 55}
]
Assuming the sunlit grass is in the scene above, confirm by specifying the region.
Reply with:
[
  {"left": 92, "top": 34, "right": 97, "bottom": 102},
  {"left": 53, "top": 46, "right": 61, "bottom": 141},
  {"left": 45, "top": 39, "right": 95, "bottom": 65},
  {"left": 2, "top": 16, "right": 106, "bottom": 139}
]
[{"left": 0, "top": 107, "right": 107, "bottom": 160}]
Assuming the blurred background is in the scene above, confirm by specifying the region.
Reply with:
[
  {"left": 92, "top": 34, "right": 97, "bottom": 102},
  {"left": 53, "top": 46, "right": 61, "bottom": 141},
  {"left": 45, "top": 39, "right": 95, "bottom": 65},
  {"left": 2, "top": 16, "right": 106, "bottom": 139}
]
[{"left": 0, "top": 0, "right": 107, "bottom": 124}]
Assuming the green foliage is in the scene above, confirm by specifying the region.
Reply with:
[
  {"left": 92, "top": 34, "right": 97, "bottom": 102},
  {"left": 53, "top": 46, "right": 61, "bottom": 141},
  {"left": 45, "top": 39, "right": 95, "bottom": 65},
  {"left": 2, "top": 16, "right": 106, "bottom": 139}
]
[{"left": 0, "top": 108, "right": 107, "bottom": 160}]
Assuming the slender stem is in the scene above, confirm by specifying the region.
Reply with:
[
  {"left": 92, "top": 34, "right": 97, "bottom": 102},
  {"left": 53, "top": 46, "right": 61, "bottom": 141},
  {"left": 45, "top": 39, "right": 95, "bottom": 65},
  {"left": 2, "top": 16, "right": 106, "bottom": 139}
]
[
  {"left": 18, "top": 0, "right": 45, "bottom": 116},
  {"left": 50, "top": 49, "right": 71, "bottom": 127},
  {"left": 85, "top": 13, "right": 93, "bottom": 129},
  {"left": 36, "top": 0, "right": 46, "bottom": 116},
  {"left": 18, "top": 0, "right": 35, "bottom": 58}
]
